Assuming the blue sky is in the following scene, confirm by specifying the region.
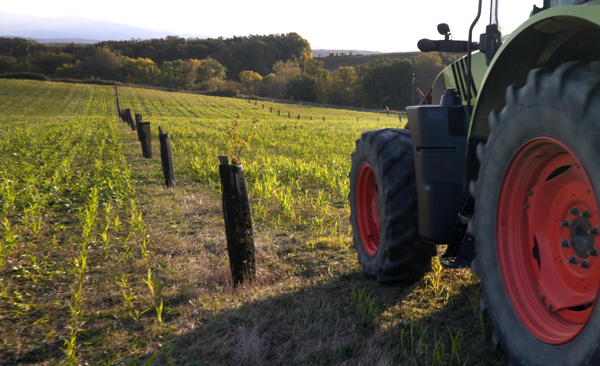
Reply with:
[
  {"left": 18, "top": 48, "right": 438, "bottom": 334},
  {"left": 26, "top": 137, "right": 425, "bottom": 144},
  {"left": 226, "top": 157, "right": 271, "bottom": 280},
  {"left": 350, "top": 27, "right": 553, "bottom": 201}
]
[{"left": 3, "top": 1, "right": 537, "bottom": 52}]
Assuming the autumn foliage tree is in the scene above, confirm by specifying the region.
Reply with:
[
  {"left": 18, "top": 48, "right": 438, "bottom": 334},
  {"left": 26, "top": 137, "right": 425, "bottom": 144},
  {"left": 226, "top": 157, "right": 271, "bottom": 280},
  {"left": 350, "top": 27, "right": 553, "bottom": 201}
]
[
  {"left": 239, "top": 70, "right": 262, "bottom": 95},
  {"left": 328, "top": 66, "right": 357, "bottom": 106},
  {"left": 123, "top": 57, "right": 160, "bottom": 85}
]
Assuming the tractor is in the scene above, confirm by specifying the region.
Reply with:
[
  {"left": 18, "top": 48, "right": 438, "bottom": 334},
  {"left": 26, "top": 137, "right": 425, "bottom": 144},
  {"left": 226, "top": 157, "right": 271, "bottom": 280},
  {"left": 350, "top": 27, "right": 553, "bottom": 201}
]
[{"left": 349, "top": 0, "right": 600, "bottom": 364}]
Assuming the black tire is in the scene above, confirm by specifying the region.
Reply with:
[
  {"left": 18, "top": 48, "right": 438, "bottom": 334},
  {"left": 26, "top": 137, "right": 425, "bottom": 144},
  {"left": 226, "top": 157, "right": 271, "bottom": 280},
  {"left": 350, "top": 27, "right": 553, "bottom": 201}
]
[
  {"left": 349, "top": 128, "right": 435, "bottom": 282},
  {"left": 472, "top": 62, "right": 600, "bottom": 365}
]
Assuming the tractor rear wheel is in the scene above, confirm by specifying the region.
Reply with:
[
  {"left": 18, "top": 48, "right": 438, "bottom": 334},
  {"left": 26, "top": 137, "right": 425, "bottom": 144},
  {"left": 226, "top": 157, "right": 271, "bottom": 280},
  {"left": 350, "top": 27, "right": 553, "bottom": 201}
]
[
  {"left": 472, "top": 62, "right": 600, "bottom": 365},
  {"left": 349, "top": 128, "right": 434, "bottom": 282}
]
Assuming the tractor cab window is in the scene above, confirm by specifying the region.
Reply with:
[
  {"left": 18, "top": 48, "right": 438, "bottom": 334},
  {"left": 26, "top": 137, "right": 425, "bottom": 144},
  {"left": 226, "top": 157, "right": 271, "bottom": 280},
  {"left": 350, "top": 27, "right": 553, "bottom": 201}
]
[
  {"left": 497, "top": 1, "right": 543, "bottom": 37},
  {"left": 546, "top": 0, "right": 587, "bottom": 6}
]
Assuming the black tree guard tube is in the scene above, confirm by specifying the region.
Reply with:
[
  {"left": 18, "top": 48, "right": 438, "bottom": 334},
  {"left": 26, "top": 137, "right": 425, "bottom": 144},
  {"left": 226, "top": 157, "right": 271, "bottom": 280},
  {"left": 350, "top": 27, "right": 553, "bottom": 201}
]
[
  {"left": 127, "top": 109, "right": 136, "bottom": 131},
  {"left": 158, "top": 126, "right": 175, "bottom": 188},
  {"left": 124, "top": 109, "right": 135, "bottom": 131},
  {"left": 140, "top": 121, "right": 152, "bottom": 159},
  {"left": 115, "top": 85, "right": 121, "bottom": 116},
  {"left": 218, "top": 155, "right": 256, "bottom": 285},
  {"left": 135, "top": 113, "right": 143, "bottom": 141}
]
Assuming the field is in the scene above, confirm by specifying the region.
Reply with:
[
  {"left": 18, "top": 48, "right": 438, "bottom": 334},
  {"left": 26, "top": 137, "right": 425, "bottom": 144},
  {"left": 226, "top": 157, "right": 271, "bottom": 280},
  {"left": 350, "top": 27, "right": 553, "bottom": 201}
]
[{"left": 0, "top": 79, "right": 506, "bottom": 365}]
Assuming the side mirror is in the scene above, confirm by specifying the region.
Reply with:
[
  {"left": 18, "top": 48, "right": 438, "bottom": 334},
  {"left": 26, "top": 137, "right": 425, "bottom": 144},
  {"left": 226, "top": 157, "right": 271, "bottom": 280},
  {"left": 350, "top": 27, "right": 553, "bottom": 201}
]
[
  {"left": 437, "top": 23, "right": 451, "bottom": 40},
  {"left": 418, "top": 23, "right": 479, "bottom": 53}
]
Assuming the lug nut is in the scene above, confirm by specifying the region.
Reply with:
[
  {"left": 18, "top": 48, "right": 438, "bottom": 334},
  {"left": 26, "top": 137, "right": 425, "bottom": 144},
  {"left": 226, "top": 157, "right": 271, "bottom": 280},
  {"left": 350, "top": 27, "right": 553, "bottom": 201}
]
[
  {"left": 582, "top": 210, "right": 592, "bottom": 218},
  {"left": 580, "top": 260, "right": 590, "bottom": 268},
  {"left": 589, "top": 248, "right": 599, "bottom": 257},
  {"left": 561, "top": 220, "right": 571, "bottom": 228},
  {"left": 568, "top": 256, "right": 578, "bottom": 264},
  {"left": 589, "top": 227, "right": 599, "bottom": 235},
  {"left": 547, "top": 303, "right": 553, "bottom": 310},
  {"left": 561, "top": 240, "right": 570, "bottom": 248},
  {"left": 570, "top": 207, "right": 580, "bottom": 215}
]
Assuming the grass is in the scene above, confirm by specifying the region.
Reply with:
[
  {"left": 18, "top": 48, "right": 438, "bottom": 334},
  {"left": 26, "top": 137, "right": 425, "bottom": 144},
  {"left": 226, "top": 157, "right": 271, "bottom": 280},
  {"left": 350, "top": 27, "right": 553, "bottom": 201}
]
[{"left": 0, "top": 79, "right": 506, "bottom": 365}]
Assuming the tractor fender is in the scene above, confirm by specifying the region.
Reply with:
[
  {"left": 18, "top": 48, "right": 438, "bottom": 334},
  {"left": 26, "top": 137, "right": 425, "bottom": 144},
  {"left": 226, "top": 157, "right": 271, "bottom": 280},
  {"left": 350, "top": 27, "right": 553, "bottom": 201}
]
[{"left": 470, "top": 5, "right": 600, "bottom": 141}]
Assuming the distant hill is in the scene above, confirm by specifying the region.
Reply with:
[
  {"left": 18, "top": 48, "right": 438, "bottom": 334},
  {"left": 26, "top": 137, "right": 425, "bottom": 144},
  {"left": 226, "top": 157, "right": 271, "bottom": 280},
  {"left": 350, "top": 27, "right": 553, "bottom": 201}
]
[
  {"left": 312, "top": 49, "right": 383, "bottom": 58},
  {"left": 315, "top": 51, "right": 420, "bottom": 72},
  {"left": 0, "top": 12, "right": 206, "bottom": 43}
]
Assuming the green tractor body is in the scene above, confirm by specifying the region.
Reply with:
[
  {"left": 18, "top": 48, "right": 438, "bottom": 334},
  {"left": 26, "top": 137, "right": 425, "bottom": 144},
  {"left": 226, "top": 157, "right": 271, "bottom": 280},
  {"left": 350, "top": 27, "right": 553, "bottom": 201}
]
[{"left": 349, "top": 1, "right": 600, "bottom": 364}]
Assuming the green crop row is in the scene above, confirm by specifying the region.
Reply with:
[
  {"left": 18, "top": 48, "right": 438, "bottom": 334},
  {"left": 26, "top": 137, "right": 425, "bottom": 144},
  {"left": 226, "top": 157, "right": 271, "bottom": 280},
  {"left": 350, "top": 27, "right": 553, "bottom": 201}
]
[{"left": 0, "top": 80, "right": 161, "bottom": 364}]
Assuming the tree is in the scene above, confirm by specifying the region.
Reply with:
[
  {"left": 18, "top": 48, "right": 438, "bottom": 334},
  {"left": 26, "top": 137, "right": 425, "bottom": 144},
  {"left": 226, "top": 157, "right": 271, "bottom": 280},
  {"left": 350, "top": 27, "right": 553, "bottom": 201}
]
[
  {"left": 411, "top": 52, "right": 445, "bottom": 96},
  {"left": 176, "top": 59, "right": 202, "bottom": 89},
  {"left": 78, "top": 47, "right": 124, "bottom": 80},
  {"left": 303, "top": 59, "right": 329, "bottom": 82},
  {"left": 273, "top": 33, "right": 312, "bottom": 67},
  {"left": 54, "top": 62, "right": 82, "bottom": 78},
  {"left": 196, "top": 58, "right": 226, "bottom": 91},
  {"left": 302, "top": 58, "right": 330, "bottom": 102},
  {"left": 0, "top": 55, "right": 18, "bottom": 73},
  {"left": 273, "top": 60, "right": 301, "bottom": 82},
  {"left": 358, "top": 58, "right": 413, "bottom": 110},
  {"left": 239, "top": 70, "right": 262, "bottom": 95},
  {"left": 328, "top": 66, "right": 357, "bottom": 105},
  {"left": 258, "top": 73, "right": 281, "bottom": 98},
  {"left": 286, "top": 76, "right": 319, "bottom": 102},
  {"left": 123, "top": 57, "right": 160, "bottom": 85},
  {"left": 158, "top": 59, "right": 184, "bottom": 88},
  {"left": 257, "top": 60, "right": 302, "bottom": 99},
  {"left": 31, "top": 51, "right": 75, "bottom": 75}
]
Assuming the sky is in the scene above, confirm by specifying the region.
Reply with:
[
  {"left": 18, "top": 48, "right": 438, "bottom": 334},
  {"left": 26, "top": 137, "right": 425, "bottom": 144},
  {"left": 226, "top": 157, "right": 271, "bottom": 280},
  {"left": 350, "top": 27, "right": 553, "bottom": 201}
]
[{"left": 2, "top": 1, "right": 537, "bottom": 53}]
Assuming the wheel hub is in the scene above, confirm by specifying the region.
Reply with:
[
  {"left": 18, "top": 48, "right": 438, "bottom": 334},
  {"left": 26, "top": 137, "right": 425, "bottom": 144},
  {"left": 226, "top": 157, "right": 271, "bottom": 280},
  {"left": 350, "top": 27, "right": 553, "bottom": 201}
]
[{"left": 568, "top": 215, "right": 596, "bottom": 260}]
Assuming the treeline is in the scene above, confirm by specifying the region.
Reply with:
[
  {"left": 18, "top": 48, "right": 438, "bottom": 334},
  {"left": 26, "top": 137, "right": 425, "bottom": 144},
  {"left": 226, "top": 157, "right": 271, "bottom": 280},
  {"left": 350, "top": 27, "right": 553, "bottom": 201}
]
[{"left": 0, "top": 34, "right": 449, "bottom": 110}]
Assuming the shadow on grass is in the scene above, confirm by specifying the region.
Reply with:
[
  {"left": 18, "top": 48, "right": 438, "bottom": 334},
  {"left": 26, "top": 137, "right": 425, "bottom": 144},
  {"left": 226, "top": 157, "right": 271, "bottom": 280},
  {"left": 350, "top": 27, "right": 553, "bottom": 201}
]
[{"left": 134, "top": 270, "right": 507, "bottom": 366}]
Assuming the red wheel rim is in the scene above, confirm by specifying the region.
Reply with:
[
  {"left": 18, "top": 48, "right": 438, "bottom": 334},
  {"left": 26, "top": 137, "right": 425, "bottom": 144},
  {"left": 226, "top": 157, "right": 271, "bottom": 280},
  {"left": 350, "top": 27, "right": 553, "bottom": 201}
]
[
  {"left": 497, "top": 137, "right": 600, "bottom": 344},
  {"left": 356, "top": 163, "right": 380, "bottom": 255}
]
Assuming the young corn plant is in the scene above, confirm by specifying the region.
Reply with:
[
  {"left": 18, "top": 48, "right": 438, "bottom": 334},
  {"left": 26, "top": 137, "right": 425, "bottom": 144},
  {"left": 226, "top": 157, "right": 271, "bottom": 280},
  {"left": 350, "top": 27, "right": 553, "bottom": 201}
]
[
  {"left": 100, "top": 203, "right": 112, "bottom": 254},
  {"left": 120, "top": 232, "right": 133, "bottom": 261},
  {"left": 416, "top": 324, "right": 430, "bottom": 358},
  {"left": 426, "top": 256, "right": 451, "bottom": 300},
  {"left": 1, "top": 218, "right": 17, "bottom": 266},
  {"left": 63, "top": 188, "right": 99, "bottom": 363},
  {"left": 100, "top": 222, "right": 110, "bottom": 257},
  {"left": 0, "top": 176, "right": 17, "bottom": 214},
  {"left": 112, "top": 214, "right": 121, "bottom": 232},
  {"left": 129, "top": 211, "right": 149, "bottom": 261},
  {"left": 468, "top": 285, "right": 487, "bottom": 340},
  {"left": 64, "top": 248, "right": 89, "bottom": 364},
  {"left": 118, "top": 275, "right": 136, "bottom": 317},
  {"left": 447, "top": 326, "right": 464, "bottom": 365},
  {"left": 143, "top": 269, "right": 164, "bottom": 324},
  {"left": 80, "top": 188, "right": 99, "bottom": 244},
  {"left": 226, "top": 113, "right": 258, "bottom": 165},
  {"left": 125, "top": 199, "right": 150, "bottom": 261},
  {"left": 350, "top": 284, "right": 378, "bottom": 327},
  {"left": 431, "top": 333, "right": 445, "bottom": 366},
  {"left": 23, "top": 202, "right": 43, "bottom": 237}
]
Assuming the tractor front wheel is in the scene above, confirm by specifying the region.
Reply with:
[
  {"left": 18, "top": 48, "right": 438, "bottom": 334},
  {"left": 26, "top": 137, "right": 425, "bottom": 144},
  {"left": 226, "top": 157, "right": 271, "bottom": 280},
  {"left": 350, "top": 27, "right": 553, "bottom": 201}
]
[
  {"left": 473, "top": 63, "right": 600, "bottom": 365},
  {"left": 349, "top": 128, "right": 434, "bottom": 282}
]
